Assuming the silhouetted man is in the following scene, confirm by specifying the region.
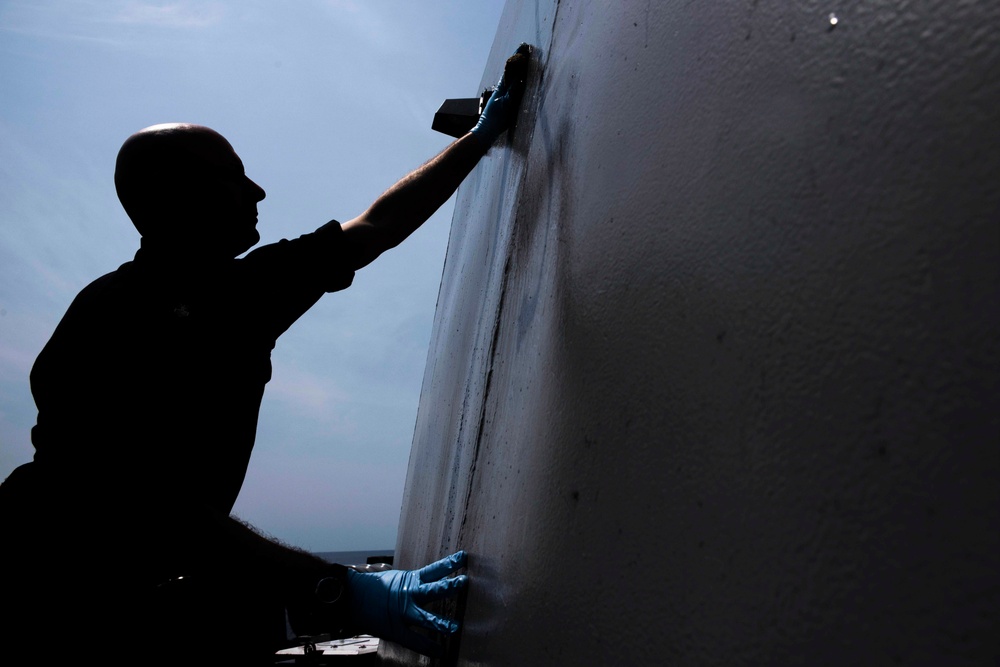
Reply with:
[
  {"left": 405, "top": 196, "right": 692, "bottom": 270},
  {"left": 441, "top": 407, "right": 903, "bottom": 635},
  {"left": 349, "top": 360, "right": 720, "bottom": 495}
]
[{"left": 0, "top": 49, "right": 527, "bottom": 664}]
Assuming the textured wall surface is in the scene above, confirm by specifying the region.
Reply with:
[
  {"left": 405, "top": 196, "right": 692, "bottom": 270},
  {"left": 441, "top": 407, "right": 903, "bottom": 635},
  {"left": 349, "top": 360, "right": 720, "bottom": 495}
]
[{"left": 386, "top": 1, "right": 999, "bottom": 664}]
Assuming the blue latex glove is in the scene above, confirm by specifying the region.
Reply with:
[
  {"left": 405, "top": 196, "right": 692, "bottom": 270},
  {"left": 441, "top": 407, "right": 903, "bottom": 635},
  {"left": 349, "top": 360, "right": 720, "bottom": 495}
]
[
  {"left": 470, "top": 43, "right": 530, "bottom": 147},
  {"left": 346, "top": 550, "right": 468, "bottom": 657}
]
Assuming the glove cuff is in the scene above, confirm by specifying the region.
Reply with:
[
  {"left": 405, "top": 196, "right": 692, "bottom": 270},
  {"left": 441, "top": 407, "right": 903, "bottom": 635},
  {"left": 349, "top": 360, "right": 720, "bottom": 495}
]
[{"left": 470, "top": 120, "right": 500, "bottom": 148}]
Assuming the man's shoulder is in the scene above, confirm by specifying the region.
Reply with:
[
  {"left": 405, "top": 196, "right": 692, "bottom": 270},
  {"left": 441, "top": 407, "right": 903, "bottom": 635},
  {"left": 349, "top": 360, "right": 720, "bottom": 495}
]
[
  {"left": 59, "top": 261, "right": 154, "bottom": 326},
  {"left": 73, "top": 261, "right": 137, "bottom": 300}
]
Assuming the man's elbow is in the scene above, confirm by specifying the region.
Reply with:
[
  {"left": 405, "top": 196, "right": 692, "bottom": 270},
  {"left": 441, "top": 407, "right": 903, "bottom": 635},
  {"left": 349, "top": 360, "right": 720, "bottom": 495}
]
[{"left": 341, "top": 217, "right": 397, "bottom": 270}]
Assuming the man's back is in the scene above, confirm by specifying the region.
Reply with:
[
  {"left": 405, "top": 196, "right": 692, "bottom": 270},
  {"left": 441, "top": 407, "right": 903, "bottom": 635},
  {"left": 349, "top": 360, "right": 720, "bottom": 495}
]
[
  {"left": 32, "top": 250, "right": 276, "bottom": 514},
  {"left": 31, "top": 224, "right": 355, "bottom": 515}
]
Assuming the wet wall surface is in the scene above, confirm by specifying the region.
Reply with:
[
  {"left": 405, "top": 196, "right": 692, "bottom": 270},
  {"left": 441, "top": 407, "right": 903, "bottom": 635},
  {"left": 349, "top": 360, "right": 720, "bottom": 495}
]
[{"left": 386, "top": 1, "right": 999, "bottom": 664}]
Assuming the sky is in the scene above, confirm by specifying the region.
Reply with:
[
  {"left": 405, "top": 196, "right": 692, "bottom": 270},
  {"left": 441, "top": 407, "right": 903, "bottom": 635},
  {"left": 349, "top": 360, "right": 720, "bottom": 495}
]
[{"left": 0, "top": 0, "right": 507, "bottom": 552}]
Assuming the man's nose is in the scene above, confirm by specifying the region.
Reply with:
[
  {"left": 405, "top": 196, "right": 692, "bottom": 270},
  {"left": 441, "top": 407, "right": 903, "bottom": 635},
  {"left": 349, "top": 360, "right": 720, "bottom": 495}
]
[{"left": 247, "top": 177, "right": 266, "bottom": 202}]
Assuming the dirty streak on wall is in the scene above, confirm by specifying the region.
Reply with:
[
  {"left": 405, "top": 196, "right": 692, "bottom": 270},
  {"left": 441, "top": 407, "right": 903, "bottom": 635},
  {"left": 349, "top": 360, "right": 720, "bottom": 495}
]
[{"left": 387, "top": 1, "right": 999, "bottom": 665}]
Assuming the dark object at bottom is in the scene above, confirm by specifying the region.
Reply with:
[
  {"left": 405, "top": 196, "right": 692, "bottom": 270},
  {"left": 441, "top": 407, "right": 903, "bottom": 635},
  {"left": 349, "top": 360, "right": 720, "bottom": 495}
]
[{"left": 275, "top": 634, "right": 381, "bottom": 665}]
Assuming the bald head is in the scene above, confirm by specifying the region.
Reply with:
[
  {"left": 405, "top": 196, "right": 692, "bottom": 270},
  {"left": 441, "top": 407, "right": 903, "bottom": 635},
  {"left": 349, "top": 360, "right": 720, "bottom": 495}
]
[{"left": 115, "top": 123, "right": 266, "bottom": 257}]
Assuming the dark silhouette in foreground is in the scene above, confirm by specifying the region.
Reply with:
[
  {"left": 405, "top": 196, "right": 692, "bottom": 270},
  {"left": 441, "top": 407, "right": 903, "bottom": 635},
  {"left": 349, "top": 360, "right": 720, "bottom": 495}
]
[{"left": 0, "top": 47, "right": 528, "bottom": 664}]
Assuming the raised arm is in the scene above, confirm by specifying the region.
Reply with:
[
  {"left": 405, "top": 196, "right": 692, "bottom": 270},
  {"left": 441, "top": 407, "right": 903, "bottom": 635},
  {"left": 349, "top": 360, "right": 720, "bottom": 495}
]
[
  {"left": 342, "top": 44, "right": 529, "bottom": 269},
  {"left": 341, "top": 132, "right": 488, "bottom": 269}
]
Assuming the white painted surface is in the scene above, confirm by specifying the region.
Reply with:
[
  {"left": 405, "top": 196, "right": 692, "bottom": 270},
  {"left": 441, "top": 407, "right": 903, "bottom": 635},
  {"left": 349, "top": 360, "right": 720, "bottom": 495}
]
[
  {"left": 276, "top": 635, "right": 379, "bottom": 657},
  {"left": 388, "top": 1, "right": 999, "bottom": 664}
]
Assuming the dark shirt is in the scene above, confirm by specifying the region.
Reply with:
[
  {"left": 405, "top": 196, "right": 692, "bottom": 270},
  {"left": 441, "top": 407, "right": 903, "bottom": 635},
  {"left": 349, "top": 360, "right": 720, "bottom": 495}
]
[{"left": 29, "top": 220, "right": 355, "bottom": 514}]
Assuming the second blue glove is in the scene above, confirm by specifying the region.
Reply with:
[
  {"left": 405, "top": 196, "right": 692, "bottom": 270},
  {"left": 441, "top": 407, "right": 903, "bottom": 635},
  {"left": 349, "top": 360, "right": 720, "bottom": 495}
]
[{"left": 345, "top": 550, "right": 468, "bottom": 657}]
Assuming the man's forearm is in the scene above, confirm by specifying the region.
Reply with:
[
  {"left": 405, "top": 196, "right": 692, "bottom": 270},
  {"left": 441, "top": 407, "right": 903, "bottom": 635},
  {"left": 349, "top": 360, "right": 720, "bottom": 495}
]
[
  {"left": 221, "top": 514, "right": 331, "bottom": 585},
  {"left": 342, "top": 132, "right": 488, "bottom": 269},
  {"left": 160, "top": 503, "right": 332, "bottom": 592}
]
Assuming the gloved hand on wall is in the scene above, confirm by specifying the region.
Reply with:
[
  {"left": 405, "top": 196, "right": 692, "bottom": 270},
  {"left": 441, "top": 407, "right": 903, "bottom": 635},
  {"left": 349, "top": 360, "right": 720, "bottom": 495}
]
[
  {"left": 471, "top": 43, "right": 531, "bottom": 147},
  {"left": 346, "top": 550, "right": 468, "bottom": 657}
]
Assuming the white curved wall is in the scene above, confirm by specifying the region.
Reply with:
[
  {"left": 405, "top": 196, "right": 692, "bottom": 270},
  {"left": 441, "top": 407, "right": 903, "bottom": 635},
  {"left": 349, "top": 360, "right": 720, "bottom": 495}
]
[{"left": 388, "top": 1, "right": 999, "bottom": 664}]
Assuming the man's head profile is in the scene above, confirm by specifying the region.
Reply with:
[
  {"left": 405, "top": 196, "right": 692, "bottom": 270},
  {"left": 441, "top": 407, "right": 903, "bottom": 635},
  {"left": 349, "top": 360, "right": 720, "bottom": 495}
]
[{"left": 115, "top": 123, "right": 266, "bottom": 258}]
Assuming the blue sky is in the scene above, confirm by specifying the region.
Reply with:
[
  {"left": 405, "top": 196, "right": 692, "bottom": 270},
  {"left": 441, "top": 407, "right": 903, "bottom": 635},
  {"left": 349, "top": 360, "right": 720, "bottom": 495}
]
[{"left": 0, "top": 0, "right": 506, "bottom": 552}]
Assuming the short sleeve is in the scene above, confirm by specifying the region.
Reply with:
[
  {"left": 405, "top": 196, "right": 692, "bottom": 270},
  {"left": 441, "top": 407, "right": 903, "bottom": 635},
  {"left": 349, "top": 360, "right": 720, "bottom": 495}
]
[
  {"left": 257, "top": 219, "right": 356, "bottom": 293},
  {"left": 235, "top": 220, "right": 358, "bottom": 339}
]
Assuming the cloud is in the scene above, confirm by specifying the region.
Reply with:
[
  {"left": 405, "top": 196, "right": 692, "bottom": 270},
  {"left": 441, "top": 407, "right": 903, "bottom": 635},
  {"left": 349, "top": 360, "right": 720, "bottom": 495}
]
[
  {"left": 267, "top": 361, "right": 352, "bottom": 419},
  {"left": 0, "top": 1, "right": 222, "bottom": 50},
  {"left": 233, "top": 455, "right": 407, "bottom": 551},
  {"left": 114, "top": 1, "right": 226, "bottom": 29}
]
